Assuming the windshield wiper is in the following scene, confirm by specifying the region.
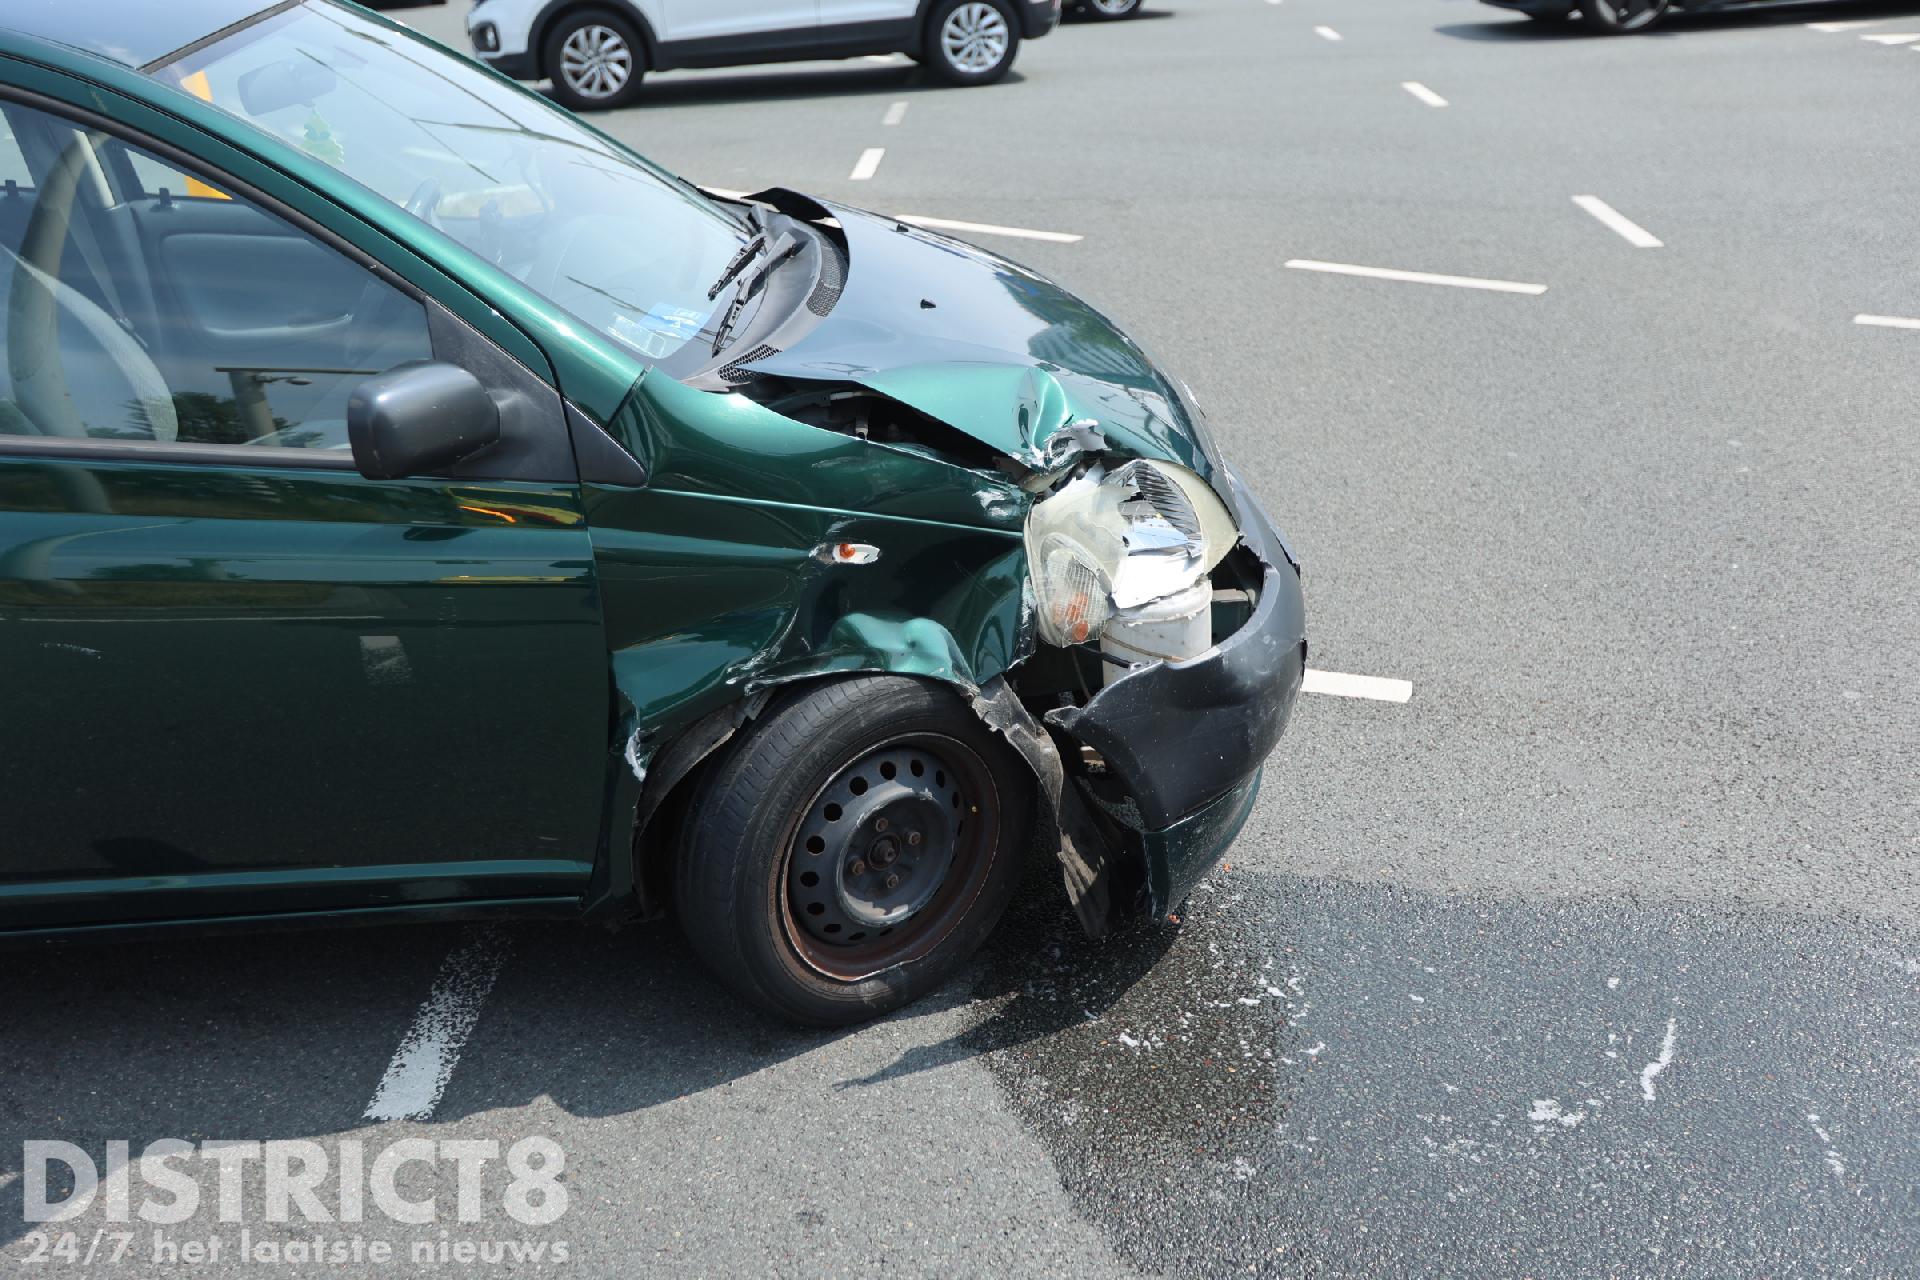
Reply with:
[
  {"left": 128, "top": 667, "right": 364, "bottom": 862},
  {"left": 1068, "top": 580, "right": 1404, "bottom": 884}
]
[
  {"left": 707, "top": 237, "right": 764, "bottom": 303},
  {"left": 707, "top": 219, "right": 801, "bottom": 356}
]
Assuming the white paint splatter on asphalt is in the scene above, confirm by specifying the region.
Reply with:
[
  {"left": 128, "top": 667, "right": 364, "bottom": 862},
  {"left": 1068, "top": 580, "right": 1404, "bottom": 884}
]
[
  {"left": 1639, "top": 1018, "right": 1678, "bottom": 1102},
  {"left": 1530, "top": 1099, "right": 1586, "bottom": 1129}
]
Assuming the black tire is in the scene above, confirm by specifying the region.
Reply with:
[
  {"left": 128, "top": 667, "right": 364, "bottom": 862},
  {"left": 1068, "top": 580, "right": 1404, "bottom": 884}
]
[
  {"left": 923, "top": 0, "right": 1022, "bottom": 87},
  {"left": 1578, "top": 0, "right": 1668, "bottom": 32},
  {"left": 1080, "top": 0, "right": 1144, "bottom": 18},
  {"left": 542, "top": 9, "right": 646, "bottom": 111},
  {"left": 675, "top": 676, "right": 1032, "bottom": 1026}
]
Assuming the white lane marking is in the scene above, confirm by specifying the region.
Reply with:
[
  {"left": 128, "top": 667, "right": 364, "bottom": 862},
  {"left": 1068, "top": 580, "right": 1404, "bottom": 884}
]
[
  {"left": 882, "top": 100, "right": 909, "bottom": 126},
  {"left": 894, "top": 214, "right": 1084, "bottom": 243},
  {"left": 862, "top": 53, "right": 900, "bottom": 62},
  {"left": 1638, "top": 1017, "right": 1678, "bottom": 1102},
  {"left": 364, "top": 928, "right": 511, "bottom": 1122},
  {"left": 1861, "top": 31, "right": 1920, "bottom": 42},
  {"left": 1401, "top": 81, "right": 1448, "bottom": 107},
  {"left": 1573, "top": 195, "right": 1663, "bottom": 248},
  {"left": 1302, "top": 668, "right": 1414, "bottom": 704},
  {"left": 1314, "top": 25, "right": 1343, "bottom": 40},
  {"left": 1807, "top": 18, "right": 1884, "bottom": 30},
  {"left": 1284, "top": 258, "right": 1547, "bottom": 295},
  {"left": 849, "top": 147, "right": 886, "bottom": 181},
  {"left": 1855, "top": 313, "right": 1920, "bottom": 330}
]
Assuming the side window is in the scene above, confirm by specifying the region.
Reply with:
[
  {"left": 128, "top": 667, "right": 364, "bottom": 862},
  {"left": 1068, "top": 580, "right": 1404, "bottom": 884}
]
[
  {"left": 0, "top": 110, "right": 28, "bottom": 187},
  {"left": 0, "top": 99, "right": 431, "bottom": 452}
]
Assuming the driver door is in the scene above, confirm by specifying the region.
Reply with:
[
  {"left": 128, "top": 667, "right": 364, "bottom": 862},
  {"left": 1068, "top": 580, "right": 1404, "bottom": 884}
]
[
  {"left": 660, "top": 0, "right": 821, "bottom": 42},
  {"left": 0, "top": 94, "right": 610, "bottom": 929}
]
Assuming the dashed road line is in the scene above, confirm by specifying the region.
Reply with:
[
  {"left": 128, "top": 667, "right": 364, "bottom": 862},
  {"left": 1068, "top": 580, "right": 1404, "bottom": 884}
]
[
  {"left": 882, "top": 100, "right": 909, "bottom": 126},
  {"left": 895, "top": 214, "right": 1084, "bottom": 243},
  {"left": 1314, "top": 25, "right": 1343, "bottom": 40},
  {"left": 849, "top": 147, "right": 886, "bottom": 181},
  {"left": 1302, "top": 669, "right": 1414, "bottom": 704},
  {"left": 1807, "top": 18, "right": 1885, "bottom": 30},
  {"left": 1573, "top": 195, "right": 1663, "bottom": 248},
  {"left": 1855, "top": 313, "right": 1920, "bottom": 330},
  {"left": 1284, "top": 258, "right": 1547, "bottom": 295},
  {"left": 363, "top": 928, "right": 511, "bottom": 1123},
  {"left": 1861, "top": 31, "right": 1920, "bottom": 43},
  {"left": 1401, "top": 81, "right": 1448, "bottom": 107}
]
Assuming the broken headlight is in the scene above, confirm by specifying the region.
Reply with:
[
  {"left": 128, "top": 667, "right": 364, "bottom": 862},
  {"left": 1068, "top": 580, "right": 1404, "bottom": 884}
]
[{"left": 1025, "top": 459, "right": 1238, "bottom": 647}]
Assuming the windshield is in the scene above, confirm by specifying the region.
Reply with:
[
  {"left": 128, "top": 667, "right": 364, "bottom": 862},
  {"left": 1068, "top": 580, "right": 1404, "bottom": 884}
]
[{"left": 152, "top": 1, "right": 746, "bottom": 363}]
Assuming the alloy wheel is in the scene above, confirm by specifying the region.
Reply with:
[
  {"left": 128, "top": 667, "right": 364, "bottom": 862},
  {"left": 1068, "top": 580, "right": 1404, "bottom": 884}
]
[
  {"left": 559, "top": 24, "right": 633, "bottom": 99},
  {"left": 1581, "top": 0, "right": 1668, "bottom": 30},
  {"left": 941, "top": 2, "right": 1012, "bottom": 74}
]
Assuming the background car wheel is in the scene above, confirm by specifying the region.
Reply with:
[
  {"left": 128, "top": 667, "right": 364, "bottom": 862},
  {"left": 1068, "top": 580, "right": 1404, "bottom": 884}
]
[
  {"left": 1081, "top": 0, "right": 1145, "bottom": 18},
  {"left": 924, "top": 0, "right": 1021, "bottom": 87},
  {"left": 675, "top": 676, "right": 1033, "bottom": 1026},
  {"left": 1523, "top": 7, "right": 1575, "bottom": 20},
  {"left": 1578, "top": 0, "right": 1668, "bottom": 32},
  {"left": 543, "top": 10, "right": 646, "bottom": 111}
]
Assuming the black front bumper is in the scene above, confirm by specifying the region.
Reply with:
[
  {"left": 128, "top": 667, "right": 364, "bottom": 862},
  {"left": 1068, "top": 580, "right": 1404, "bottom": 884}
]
[
  {"left": 1048, "top": 465, "right": 1306, "bottom": 914},
  {"left": 476, "top": 41, "right": 539, "bottom": 81},
  {"left": 1021, "top": 0, "right": 1064, "bottom": 38}
]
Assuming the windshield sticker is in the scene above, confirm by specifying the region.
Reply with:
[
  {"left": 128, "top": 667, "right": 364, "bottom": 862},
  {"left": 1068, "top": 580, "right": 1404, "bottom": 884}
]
[{"left": 610, "top": 305, "right": 706, "bottom": 358}]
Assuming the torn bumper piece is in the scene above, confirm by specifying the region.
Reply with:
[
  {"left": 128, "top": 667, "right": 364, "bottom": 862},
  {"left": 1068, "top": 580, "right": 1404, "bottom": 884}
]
[{"left": 1048, "top": 466, "right": 1306, "bottom": 923}]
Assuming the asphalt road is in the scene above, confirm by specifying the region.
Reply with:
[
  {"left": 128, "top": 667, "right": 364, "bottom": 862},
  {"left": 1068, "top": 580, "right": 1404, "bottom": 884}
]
[{"left": 6, "top": 0, "right": 1920, "bottom": 1274}]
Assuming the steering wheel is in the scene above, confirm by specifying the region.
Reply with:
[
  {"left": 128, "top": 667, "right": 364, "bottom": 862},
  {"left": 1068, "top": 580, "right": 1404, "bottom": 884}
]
[
  {"left": 343, "top": 178, "right": 442, "bottom": 369},
  {"left": 401, "top": 177, "right": 444, "bottom": 230},
  {"left": 6, "top": 136, "right": 176, "bottom": 442}
]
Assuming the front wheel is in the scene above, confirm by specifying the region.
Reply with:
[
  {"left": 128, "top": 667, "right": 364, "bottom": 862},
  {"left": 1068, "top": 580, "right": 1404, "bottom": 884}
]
[
  {"left": 1579, "top": 0, "right": 1668, "bottom": 32},
  {"left": 924, "top": 0, "right": 1022, "bottom": 86},
  {"left": 543, "top": 10, "right": 646, "bottom": 111},
  {"left": 1080, "top": 0, "right": 1145, "bottom": 18},
  {"left": 674, "top": 676, "right": 1032, "bottom": 1026}
]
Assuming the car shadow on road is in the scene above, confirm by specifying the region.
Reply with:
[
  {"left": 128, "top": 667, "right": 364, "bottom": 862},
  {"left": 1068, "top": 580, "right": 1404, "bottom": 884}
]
[
  {"left": 1436, "top": 0, "right": 1920, "bottom": 39},
  {"left": 432, "top": 856, "right": 1183, "bottom": 1119},
  {"left": 548, "top": 65, "right": 1028, "bottom": 110},
  {"left": 0, "top": 856, "right": 1191, "bottom": 1246}
]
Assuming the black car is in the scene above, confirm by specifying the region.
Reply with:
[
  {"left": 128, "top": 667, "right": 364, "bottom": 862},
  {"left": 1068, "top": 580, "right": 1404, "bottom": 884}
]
[{"left": 1483, "top": 0, "right": 1782, "bottom": 34}]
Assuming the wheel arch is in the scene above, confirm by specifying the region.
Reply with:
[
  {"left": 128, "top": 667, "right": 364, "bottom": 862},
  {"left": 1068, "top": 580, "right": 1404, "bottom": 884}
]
[
  {"left": 912, "top": 0, "right": 1021, "bottom": 55},
  {"left": 529, "top": 0, "right": 660, "bottom": 72},
  {"left": 612, "top": 667, "right": 1002, "bottom": 929}
]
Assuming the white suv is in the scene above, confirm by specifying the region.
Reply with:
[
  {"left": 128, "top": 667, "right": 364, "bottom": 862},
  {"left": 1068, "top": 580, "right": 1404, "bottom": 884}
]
[{"left": 467, "top": 0, "right": 1061, "bottom": 110}]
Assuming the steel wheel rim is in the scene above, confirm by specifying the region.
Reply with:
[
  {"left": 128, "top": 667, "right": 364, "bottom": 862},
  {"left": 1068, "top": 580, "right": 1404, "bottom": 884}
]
[
  {"left": 780, "top": 733, "right": 1000, "bottom": 982},
  {"left": 942, "top": 3, "right": 1011, "bottom": 73},
  {"left": 1088, "top": 0, "right": 1138, "bottom": 13},
  {"left": 560, "top": 24, "right": 633, "bottom": 98}
]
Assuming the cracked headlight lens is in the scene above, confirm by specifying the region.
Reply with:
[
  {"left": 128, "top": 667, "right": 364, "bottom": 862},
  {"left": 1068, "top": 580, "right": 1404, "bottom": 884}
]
[{"left": 1025, "top": 459, "right": 1238, "bottom": 646}]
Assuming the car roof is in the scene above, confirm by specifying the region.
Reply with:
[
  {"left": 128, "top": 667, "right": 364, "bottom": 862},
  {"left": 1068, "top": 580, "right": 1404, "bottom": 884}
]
[{"left": 0, "top": 0, "right": 278, "bottom": 70}]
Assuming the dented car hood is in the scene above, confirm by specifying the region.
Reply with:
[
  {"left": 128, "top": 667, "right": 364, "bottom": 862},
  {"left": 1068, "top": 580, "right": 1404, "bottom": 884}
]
[{"left": 736, "top": 200, "right": 1216, "bottom": 477}]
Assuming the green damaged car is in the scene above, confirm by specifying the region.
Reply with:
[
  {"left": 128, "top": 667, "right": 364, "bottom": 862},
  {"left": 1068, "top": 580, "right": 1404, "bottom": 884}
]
[{"left": 0, "top": 0, "right": 1305, "bottom": 1024}]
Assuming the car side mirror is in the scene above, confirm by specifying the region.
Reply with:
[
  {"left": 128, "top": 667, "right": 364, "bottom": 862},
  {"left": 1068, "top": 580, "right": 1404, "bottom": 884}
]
[{"left": 348, "top": 361, "right": 500, "bottom": 480}]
